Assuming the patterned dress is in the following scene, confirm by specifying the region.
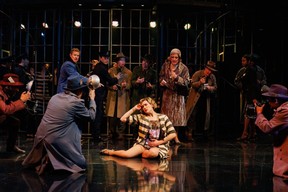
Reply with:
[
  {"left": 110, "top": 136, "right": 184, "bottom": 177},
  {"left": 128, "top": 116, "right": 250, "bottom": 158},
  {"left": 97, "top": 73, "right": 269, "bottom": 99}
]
[
  {"left": 128, "top": 113, "right": 176, "bottom": 159},
  {"left": 159, "top": 61, "right": 190, "bottom": 126}
]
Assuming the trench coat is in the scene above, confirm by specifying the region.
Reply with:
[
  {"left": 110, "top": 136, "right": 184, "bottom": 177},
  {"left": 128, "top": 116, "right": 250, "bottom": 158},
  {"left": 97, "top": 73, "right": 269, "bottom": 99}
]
[{"left": 106, "top": 66, "right": 132, "bottom": 118}]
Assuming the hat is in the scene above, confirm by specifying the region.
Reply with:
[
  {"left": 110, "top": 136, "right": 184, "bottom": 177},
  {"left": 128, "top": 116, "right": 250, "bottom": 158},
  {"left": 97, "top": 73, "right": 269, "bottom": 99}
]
[
  {"left": 15, "top": 53, "right": 29, "bottom": 63},
  {"left": 99, "top": 50, "right": 110, "bottom": 57},
  {"left": 0, "top": 73, "right": 24, "bottom": 86},
  {"left": 90, "top": 59, "right": 99, "bottom": 65},
  {"left": 205, "top": 60, "right": 217, "bottom": 72},
  {"left": 170, "top": 48, "right": 181, "bottom": 58},
  {"left": 262, "top": 84, "right": 288, "bottom": 100},
  {"left": 64, "top": 75, "right": 87, "bottom": 91},
  {"left": 115, "top": 52, "right": 128, "bottom": 62},
  {"left": 142, "top": 54, "right": 155, "bottom": 65}
]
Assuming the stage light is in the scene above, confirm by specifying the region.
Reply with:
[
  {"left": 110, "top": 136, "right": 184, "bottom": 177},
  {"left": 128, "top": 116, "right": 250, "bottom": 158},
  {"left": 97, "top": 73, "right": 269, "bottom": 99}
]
[
  {"left": 42, "top": 22, "right": 49, "bottom": 29},
  {"left": 149, "top": 21, "right": 156, "bottom": 28},
  {"left": 112, "top": 20, "right": 119, "bottom": 27},
  {"left": 20, "top": 24, "right": 25, "bottom": 30},
  {"left": 150, "top": 8, "right": 157, "bottom": 28},
  {"left": 74, "top": 20, "right": 81, "bottom": 28},
  {"left": 184, "top": 23, "right": 191, "bottom": 30}
]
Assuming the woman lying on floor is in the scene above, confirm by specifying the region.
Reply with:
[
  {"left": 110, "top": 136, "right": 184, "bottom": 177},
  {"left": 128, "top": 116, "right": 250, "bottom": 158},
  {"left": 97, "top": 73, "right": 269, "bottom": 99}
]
[{"left": 100, "top": 97, "right": 176, "bottom": 159}]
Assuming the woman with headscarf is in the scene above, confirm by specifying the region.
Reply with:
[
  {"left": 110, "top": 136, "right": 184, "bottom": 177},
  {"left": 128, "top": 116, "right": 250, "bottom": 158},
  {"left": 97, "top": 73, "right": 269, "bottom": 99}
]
[{"left": 159, "top": 48, "right": 190, "bottom": 144}]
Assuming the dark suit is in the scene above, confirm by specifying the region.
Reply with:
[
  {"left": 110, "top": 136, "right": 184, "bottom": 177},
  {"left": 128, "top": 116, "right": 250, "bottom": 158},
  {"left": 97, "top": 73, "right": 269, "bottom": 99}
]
[{"left": 90, "top": 62, "right": 118, "bottom": 139}]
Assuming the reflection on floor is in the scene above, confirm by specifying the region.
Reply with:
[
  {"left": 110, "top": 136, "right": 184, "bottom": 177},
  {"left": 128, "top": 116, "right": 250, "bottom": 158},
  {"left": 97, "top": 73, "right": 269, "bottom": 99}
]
[{"left": 0, "top": 133, "right": 286, "bottom": 192}]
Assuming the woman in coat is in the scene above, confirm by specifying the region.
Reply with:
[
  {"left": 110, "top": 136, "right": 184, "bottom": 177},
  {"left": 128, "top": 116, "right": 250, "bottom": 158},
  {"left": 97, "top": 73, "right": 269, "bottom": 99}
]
[{"left": 159, "top": 48, "right": 190, "bottom": 144}]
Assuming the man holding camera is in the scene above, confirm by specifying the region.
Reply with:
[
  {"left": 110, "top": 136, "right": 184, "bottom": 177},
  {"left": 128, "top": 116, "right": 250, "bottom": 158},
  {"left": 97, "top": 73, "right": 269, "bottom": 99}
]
[{"left": 0, "top": 73, "right": 31, "bottom": 153}]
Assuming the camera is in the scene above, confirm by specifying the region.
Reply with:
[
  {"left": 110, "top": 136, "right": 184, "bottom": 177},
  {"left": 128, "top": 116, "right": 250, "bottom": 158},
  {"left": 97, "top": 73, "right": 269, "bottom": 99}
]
[
  {"left": 203, "top": 83, "right": 208, "bottom": 90},
  {"left": 256, "top": 99, "right": 269, "bottom": 106}
]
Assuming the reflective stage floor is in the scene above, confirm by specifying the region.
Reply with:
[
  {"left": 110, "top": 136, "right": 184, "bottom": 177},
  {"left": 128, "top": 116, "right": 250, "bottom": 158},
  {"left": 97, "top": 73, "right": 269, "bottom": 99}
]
[{"left": 0, "top": 133, "right": 282, "bottom": 192}]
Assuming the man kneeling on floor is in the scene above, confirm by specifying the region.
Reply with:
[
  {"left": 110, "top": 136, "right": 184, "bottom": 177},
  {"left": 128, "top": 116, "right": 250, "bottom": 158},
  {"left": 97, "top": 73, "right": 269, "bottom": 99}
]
[{"left": 22, "top": 74, "right": 96, "bottom": 175}]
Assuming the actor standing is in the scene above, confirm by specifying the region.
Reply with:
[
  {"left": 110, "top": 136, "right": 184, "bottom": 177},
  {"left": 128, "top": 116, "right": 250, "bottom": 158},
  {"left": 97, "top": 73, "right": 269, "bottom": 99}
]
[
  {"left": 57, "top": 48, "right": 87, "bottom": 93},
  {"left": 90, "top": 51, "right": 118, "bottom": 142}
]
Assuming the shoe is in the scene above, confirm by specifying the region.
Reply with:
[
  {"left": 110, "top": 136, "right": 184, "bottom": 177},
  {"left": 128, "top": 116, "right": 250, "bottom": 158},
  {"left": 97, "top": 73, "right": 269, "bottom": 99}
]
[
  {"left": 175, "top": 141, "right": 183, "bottom": 145},
  {"left": 7, "top": 145, "right": 26, "bottom": 154},
  {"left": 236, "top": 133, "right": 249, "bottom": 141},
  {"left": 236, "top": 136, "right": 248, "bottom": 141},
  {"left": 99, "top": 149, "right": 113, "bottom": 155}
]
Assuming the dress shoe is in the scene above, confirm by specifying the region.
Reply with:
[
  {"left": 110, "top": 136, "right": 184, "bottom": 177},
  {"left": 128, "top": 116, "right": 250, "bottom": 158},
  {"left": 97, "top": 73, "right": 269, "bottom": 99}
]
[{"left": 7, "top": 145, "right": 26, "bottom": 154}]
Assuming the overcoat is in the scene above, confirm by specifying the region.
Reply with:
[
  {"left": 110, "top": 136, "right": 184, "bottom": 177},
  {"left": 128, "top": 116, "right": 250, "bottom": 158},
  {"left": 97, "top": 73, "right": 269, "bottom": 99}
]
[{"left": 22, "top": 92, "right": 96, "bottom": 173}]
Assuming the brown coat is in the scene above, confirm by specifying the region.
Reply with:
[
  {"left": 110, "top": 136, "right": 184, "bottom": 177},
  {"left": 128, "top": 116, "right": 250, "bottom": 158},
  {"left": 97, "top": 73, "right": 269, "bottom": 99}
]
[
  {"left": 106, "top": 66, "right": 132, "bottom": 118},
  {"left": 159, "top": 61, "right": 190, "bottom": 126}
]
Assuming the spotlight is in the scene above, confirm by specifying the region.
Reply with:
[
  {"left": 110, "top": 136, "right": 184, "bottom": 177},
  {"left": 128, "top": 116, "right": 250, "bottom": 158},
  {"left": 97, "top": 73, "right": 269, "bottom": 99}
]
[
  {"left": 149, "top": 21, "right": 156, "bottom": 28},
  {"left": 112, "top": 20, "right": 119, "bottom": 27},
  {"left": 42, "top": 22, "right": 49, "bottom": 29},
  {"left": 20, "top": 24, "right": 25, "bottom": 30},
  {"left": 74, "top": 20, "right": 81, "bottom": 28},
  {"left": 184, "top": 23, "right": 191, "bottom": 30}
]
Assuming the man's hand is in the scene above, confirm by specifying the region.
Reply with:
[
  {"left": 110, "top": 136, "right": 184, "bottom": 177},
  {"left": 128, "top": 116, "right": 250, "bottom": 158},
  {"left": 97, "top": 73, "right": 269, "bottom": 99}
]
[
  {"left": 20, "top": 91, "right": 31, "bottom": 103},
  {"left": 89, "top": 88, "right": 95, "bottom": 100}
]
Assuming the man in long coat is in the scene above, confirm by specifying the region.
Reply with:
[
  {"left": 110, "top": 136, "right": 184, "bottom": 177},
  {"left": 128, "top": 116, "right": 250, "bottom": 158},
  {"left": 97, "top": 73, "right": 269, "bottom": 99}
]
[
  {"left": 22, "top": 75, "right": 96, "bottom": 174},
  {"left": 106, "top": 52, "right": 132, "bottom": 139}
]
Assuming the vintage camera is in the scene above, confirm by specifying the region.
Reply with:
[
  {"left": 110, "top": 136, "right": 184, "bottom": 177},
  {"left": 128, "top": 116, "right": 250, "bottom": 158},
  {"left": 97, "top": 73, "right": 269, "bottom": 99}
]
[
  {"left": 256, "top": 99, "right": 269, "bottom": 107},
  {"left": 88, "top": 75, "right": 100, "bottom": 90},
  {"left": 203, "top": 83, "right": 209, "bottom": 90}
]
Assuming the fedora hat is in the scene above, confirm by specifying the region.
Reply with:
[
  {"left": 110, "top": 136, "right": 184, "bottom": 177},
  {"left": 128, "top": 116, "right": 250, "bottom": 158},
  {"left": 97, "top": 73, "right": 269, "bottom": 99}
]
[
  {"left": 15, "top": 53, "right": 29, "bottom": 63},
  {"left": 64, "top": 75, "right": 87, "bottom": 91},
  {"left": 262, "top": 84, "right": 288, "bottom": 100},
  {"left": 205, "top": 60, "right": 217, "bottom": 72},
  {"left": 142, "top": 54, "right": 155, "bottom": 65},
  {"left": 114, "top": 52, "right": 128, "bottom": 62},
  {"left": 0, "top": 73, "right": 24, "bottom": 86},
  {"left": 99, "top": 50, "right": 110, "bottom": 57}
]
